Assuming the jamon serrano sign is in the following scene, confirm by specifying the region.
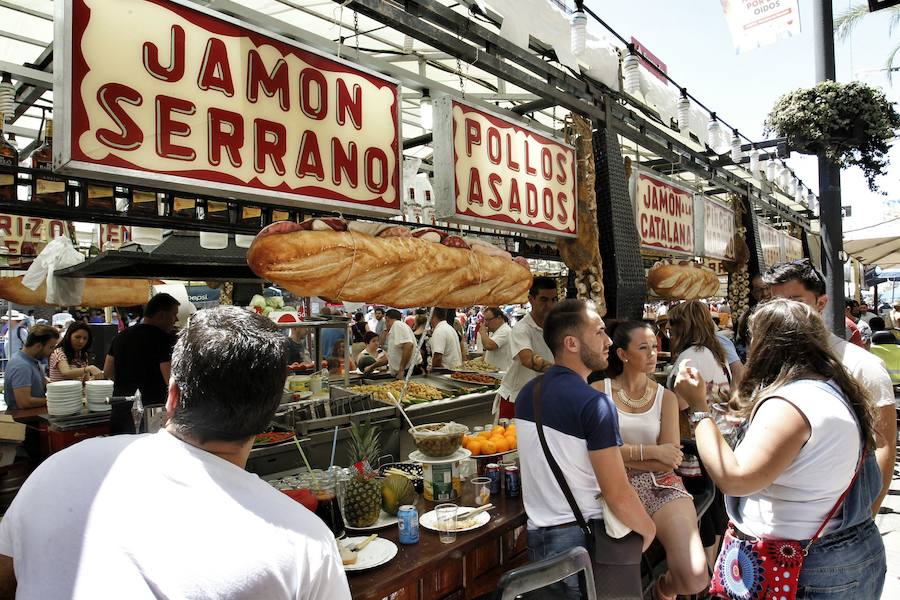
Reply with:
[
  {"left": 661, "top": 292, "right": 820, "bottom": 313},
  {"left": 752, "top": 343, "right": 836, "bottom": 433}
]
[
  {"left": 432, "top": 97, "right": 577, "bottom": 238},
  {"left": 54, "top": 0, "right": 401, "bottom": 215},
  {"left": 634, "top": 171, "right": 694, "bottom": 255}
]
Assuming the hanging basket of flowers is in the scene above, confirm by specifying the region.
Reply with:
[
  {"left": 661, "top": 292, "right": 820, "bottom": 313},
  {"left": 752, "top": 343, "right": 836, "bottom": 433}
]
[{"left": 764, "top": 80, "right": 900, "bottom": 193}]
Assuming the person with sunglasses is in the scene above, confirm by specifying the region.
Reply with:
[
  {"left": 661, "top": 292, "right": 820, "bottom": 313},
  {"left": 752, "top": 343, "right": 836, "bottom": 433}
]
[
  {"left": 478, "top": 306, "right": 512, "bottom": 371},
  {"left": 495, "top": 277, "right": 558, "bottom": 421}
]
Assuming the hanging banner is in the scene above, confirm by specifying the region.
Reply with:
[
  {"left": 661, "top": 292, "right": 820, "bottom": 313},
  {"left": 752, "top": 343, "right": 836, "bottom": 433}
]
[
  {"left": 0, "top": 214, "right": 71, "bottom": 267},
  {"left": 702, "top": 196, "right": 736, "bottom": 261},
  {"left": 55, "top": 0, "right": 401, "bottom": 216},
  {"left": 432, "top": 96, "right": 577, "bottom": 238},
  {"left": 633, "top": 170, "right": 694, "bottom": 255},
  {"left": 758, "top": 223, "right": 783, "bottom": 268},
  {"left": 781, "top": 232, "right": 803, "bottom": 262},
  {"left": 720, "top": 0, "right": 801, "bottom": 54}
]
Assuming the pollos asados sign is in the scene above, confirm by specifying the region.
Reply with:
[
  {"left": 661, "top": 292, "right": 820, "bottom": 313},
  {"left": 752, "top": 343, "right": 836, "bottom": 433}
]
[
  {"left": 432, "top": 97, "right": 577, "bottom": 238},
  {"left": 54, "top": 0, "right": 401, "bottom": 215}
]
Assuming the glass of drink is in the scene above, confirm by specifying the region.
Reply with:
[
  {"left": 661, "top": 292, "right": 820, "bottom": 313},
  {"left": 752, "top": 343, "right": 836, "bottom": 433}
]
[
  {"left": 435, "top": 503, "right": 458, "bottom": 544},
  {"left": 313, "top": 476, "right": 346, "bottom": 539},
  {"left": 471, "top": 477, "right": 491, "bottom": 506}
]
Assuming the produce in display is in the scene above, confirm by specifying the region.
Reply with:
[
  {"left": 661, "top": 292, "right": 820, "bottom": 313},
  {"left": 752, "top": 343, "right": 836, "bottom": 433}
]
[
  {"left": 0, "top": 275, "right": 158, "bottom": 307},
  {"left": 344, "top": 422, "right": 383, "bottom": 528},
  {"left": 349, "top": 381, "right": 446, "bottom": 404},
  {"left": 450, "top": 372, "right": 501, "bottom": 386},
  {"left": 457, "top": 357, "right": 499, "bottom": 372},
  {"left": 409, "top": 422, "right": 469, "bottom": 458},
  {"left": 647, "top": 260, "right": 720, "bottom": 300},
  {"left": 381, "top": 474, "right": 416, "bottom": 516},
  {"left": 463, "top": 423, "right": 517, "bottom": 457},
  {"left": 246, "top": 218, "right": 533, "bottom": 308}
]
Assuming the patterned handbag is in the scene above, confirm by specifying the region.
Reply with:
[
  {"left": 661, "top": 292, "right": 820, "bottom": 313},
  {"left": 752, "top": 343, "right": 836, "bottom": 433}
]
[{"left": 709, "top": 453, "right": 863, "bottom": 600}]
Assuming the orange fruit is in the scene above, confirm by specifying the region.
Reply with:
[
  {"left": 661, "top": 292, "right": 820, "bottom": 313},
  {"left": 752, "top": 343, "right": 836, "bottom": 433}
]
[
  {"left": 468, "top": 440, "right": 483, "bottom": 456},
  {"left": 462, "top": 435, "right": 473, "bottom": 449},
  {"left": 505, "top": 435, "right": 517, "bottom": 449},
  {"left": 478, "top": 430, "right": 492, "bottom": 439},
  {"left": 482, "top": 440, "right": 497, "bottom": 455},
  {"left": 493, "top": 438, "right": 510, "bottom": 453},
  {"left": 492, "top": 426, "right": 506, "bottom": 436}
]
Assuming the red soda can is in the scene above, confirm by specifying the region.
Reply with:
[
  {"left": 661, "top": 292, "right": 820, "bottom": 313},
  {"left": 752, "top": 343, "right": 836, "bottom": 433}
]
[
  {"left": 484, "top": 463, "right": 501, "bottom": 495},
  {"left": 504, "top": 466, "right": 520, "bottom": 497}
]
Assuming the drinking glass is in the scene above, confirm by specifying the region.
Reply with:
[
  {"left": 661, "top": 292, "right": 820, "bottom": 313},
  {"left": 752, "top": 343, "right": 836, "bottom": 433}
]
[
  {"left": 435, "top": 503, "right": 458, "bottom": 543},
  {"left": 471, "top": 477, "right": 491, "bottom": 506}
]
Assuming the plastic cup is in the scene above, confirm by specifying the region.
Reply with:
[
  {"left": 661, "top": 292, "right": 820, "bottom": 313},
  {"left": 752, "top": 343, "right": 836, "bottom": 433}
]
[
  {"left": 435, "top": 503, "right": 458, "bottom": 544},
  {"left": 471, "top": 477, "right": 491, "bottom": 506}
]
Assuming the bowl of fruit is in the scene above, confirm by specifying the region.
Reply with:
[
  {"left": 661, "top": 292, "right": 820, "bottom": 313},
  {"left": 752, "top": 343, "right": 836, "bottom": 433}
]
[
  {"left": 409, "top": 422, "right": 469, "bottom": 458},
  {"left": 462, "top": 423, "right": 517, "bottom": 457}
]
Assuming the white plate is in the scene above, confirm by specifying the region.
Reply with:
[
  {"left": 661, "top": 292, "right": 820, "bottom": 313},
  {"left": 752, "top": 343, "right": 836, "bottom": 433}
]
[
  {"left": 341, "top": 537, "right": 397, "bottom": 571},
  {"left": 345, "top": 510, "right": 399, "bottom": 531},
  {"left": 473, "top": 449, "right": 517, "bottom": 460},
  {"left": 87, "top": 404, "right": 111, "bottom": 413},
  {"left": 408, "top": 448, "right": 471, "bottom": 464},
  {"left": 419, "top": 506, "right": 491, "bottom": 533}
]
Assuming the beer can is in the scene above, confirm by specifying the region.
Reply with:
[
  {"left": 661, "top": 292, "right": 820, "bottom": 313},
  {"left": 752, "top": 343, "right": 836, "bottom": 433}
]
[
  {"left": 484, "top": 463, "right": 502, "bottom": 495},
  {"left": 504, "top": 465, "right": 520, "bottom": 497},
  {"left": 398, "top": 505, "right": 419, "bottom": 544}
]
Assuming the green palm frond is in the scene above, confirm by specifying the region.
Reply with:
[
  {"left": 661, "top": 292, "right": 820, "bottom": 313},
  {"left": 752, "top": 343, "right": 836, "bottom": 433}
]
[{"left": 833, "top": 4, "right": 871, "bottom": 41}]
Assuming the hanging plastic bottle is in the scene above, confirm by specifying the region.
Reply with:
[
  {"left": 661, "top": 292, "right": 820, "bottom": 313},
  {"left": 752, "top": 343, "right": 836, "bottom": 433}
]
[
  {"left": 622, "top": 51, "right": 641, "bottom": 96},
  {"left": 571, "top": 10, "right": 587, "bottom": 56},
  {"left": 707, "top": 114, "right": 724, "bottom": 154},
  {"left": 676, "top": 90, "right": 690, "bottom": 132},
  {"left": 730, "top": 130, "right": 743, "bottom": 164},
  {"left": 749, "top": 148, "right": 760, "bottom": 179}
]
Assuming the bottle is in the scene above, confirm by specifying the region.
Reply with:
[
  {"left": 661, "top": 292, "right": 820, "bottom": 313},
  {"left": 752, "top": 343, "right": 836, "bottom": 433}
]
[
  {"left": 31, "top": 119, "right": 68, "bottom": 205},
  {"left": 0, "top": 113, "right": 18, "bottom": 202},
  {"left": 320, "top": 363, "right": 330, "bottom": 397}
]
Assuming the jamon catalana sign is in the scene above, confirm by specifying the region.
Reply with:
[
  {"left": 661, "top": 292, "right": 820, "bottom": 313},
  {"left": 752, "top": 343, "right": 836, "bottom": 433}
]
[
  {"left": 633, "top": 170, "right": 694, "bottom": 255},
  {"left": 54, "top": 0, "right": 401, "bottom": 215},
  {"left": 432, "top": 97, "right": 577, "bottom": 238}
]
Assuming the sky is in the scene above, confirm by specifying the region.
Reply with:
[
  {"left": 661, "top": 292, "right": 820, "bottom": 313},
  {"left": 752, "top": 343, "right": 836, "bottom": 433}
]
[{"left": 585, "top": 0, "right": 899, "bottom": 233}]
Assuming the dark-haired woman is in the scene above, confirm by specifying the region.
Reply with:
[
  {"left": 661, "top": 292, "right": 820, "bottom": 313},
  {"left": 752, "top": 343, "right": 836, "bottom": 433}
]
[
  {"left": 49, "top": 322, "right": 102, "bottom": 382},
  {"left": 591, "top": 322, "right": 708, "bottom": 599},
  {"left": 676, "top": 299, "right": 885, "bottom": 599}
]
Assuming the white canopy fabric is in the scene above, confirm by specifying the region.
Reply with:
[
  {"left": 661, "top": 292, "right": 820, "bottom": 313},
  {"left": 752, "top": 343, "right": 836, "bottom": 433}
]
[{"left": 844, "top": 219, "right": 900, "bottom": 268}]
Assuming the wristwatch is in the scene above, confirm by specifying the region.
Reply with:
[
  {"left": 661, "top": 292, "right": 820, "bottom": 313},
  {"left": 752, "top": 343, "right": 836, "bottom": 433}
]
[{"left": 689, "top": 411, "right": 711, "bottom": 425}]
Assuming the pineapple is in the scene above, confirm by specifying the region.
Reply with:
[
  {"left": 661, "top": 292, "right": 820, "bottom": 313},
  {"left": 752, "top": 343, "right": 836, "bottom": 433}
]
[{"left": 344, "top": 422, "right": 383, "bottom": 528}]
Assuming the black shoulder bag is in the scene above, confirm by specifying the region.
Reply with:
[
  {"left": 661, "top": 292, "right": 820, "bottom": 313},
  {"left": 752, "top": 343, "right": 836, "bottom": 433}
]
[{"left": 531, "top": 376, "right": 643, "bottom": 600}]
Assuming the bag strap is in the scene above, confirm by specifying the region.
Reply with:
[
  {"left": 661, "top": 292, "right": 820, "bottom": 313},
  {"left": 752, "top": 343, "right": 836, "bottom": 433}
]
[
  {"left": 806, "top": 440, "right": 864, "bottom": 549},
  {"left": 531, "top": 375, "right": 592, "bottom": 538}
]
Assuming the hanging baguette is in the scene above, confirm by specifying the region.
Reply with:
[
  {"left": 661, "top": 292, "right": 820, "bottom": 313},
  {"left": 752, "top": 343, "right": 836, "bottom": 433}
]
[
  {"left": 246, "top": 219, "right": 532, "bottom": 308},
  {"left": 0, "top": 275, "right": 157, "bottom": 307},
  {"left": 647, "top": 259, "right": 720, "bottom": 300}
]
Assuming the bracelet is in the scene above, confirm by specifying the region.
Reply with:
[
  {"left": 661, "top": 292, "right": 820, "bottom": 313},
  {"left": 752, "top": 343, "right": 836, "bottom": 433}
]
[{"left": 640, "top": 444, "right": 644, "bottom": 462}]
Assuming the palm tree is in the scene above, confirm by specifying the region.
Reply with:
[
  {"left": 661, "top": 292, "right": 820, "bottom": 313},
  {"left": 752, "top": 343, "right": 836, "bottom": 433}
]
[{"left": 834, "top": 3, "right": 900, "bottom": 82}]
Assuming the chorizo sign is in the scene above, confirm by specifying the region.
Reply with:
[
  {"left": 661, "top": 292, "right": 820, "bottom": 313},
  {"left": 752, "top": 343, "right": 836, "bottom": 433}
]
[
  {"left": 633, "top": 171, "right": 694, "bottom": 255},
  {"left": 432, "top": 97, "right": 577, "bottom": 237},
  {"left": 0, "top": 214, "right": 71, "bottom": 267},
  {"left": 702, "top": 196, "right": 735, "bottom": 261},
  {"left": 758, "top": 223, "right": 783, "bottom": 268},
  {"left": 782, "top": 232, "right": 803, "bottom": 262},
  {"left": 54, "top": 0, "right": 401, "bottom": 215}
]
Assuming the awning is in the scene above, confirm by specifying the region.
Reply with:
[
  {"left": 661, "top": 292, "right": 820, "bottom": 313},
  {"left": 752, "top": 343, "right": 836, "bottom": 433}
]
[
  {"left": 844, "top": 220, "right": 900, "bottom": 269},
  {"left": 54, "top": 232, "right": 259, "bottom": 282}
]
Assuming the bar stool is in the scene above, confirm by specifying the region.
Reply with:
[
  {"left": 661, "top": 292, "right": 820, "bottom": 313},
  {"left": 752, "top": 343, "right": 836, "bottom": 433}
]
[{"left": 494, "top": 546, "right": 597, "bottom": 600}]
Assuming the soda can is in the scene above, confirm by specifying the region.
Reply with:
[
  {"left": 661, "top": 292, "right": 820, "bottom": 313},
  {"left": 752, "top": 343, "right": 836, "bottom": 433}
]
[
  {"left": 484, "top": 463, "right": 502, "bottom": 495},
  {"left": 398, "top": 505, "right": 419, "bottom": 544},
  {"left": 504, "top": 465, "right": 521, "bottom": 497}
]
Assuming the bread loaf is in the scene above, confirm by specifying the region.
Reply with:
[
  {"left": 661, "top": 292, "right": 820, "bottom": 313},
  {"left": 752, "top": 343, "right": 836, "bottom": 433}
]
[
  {"left": 0, "top": 276, "right": 156, "bottom": 307},
  {"left": 647, "top": 260, "right": 720, "bottom": 300}
]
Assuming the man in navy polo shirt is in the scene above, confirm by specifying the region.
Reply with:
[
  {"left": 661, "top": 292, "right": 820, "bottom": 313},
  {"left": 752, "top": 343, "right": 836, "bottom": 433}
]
[
  {"left": 4, "top": 325, "right": 59, "bottom": 410},
  {"left": 516, "top": 299, "right": 655, "bottom": 599}
]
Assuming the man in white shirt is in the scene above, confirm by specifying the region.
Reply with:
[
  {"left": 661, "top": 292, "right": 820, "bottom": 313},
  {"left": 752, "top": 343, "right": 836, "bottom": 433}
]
[
  {"left": 765, "top": 260, "right": 897, "bottom": 515},
  {"left": 428, "top": 308, "right": 462, "bottom": 370},
  {"left": 479, "top": 306, "right": 512, "bottom": 371},
  {"left": 0, "top": 306, "right": 351, "bottom": 600},
  {"left": 363, "top": 309, "right": 422, "bottom": 379},
  {"left": 496, "top": 277, "right": 558, "bottom": 420}
]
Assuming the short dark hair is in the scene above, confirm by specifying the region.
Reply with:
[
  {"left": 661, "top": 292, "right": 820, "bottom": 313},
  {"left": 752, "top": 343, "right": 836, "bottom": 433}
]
[
  {"left": 385, "top": 308, "right": 402, "bottom": 320},
  {"left": 25, "top": 324, "right": 60, "bottom": 347},
  {"left": 353, "top": 312, "right": 364, "bottom": 323},
  {"left": 529, "top": 276, "right": 557, "bottom": 298},
  {"left": 869, "top": 316, "right": 885, "bottom": 332},
  {"left": 483, "top": 306, "right": 506, "bottom": 322},
  {"left": 145, "top": 292, "right": 180, "bottom": 318},
  {"left": 432, "top": 307, "right": 449, "bottom": 320},
  {"left": 845, "top": 298, "right": 859, "bottom": 309},
  {"left": 374, "top": 307, "right": 385, "bottom": 314},
  {"left": 363, "top": 331, "right": 379, "bottom": 344},
  {"left": 543, "top": 299, "right": 594, "bottom": 356},
  {"left": 763, "top": 259, "right": 826, "bottom": 297},
  {"left": 601, "top": 320, "right": 654, "bottom": 379},
  {"left": 169, "top": 306, "right": 287, "bottom": 443}
]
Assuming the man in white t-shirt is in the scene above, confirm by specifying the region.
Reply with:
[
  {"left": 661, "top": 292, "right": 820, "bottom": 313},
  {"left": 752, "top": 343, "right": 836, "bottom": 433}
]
[
  {"left": 363, "top": 309, "right": 422, "bottom": 379},
  {"left": 428, "top": 308, "right": 462, "bottom": 370},
  {"left": 479, "top": 306, "right": 513, "bottom": 371},
  {"left": 765, "top": 260, "right": 897, "bottom": 516},
  {"left": 0, "top": 307, "right": 351, "bottom": 600},
  {"left": 496, "top": 278, "right": 557, "bottom": 420}
]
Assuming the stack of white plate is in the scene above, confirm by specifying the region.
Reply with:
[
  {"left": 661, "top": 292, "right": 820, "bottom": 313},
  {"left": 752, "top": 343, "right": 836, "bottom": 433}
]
[
  {"left": 85, "top": 380, "right": 114, "bottom": 412},
  {"left": 46, "top": 381, "right": 84, "bottom": 416}
]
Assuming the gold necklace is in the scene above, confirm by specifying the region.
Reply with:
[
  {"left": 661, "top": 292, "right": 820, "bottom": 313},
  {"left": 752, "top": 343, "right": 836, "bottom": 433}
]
[{"left": 614, "top": 380, "right": 655, "bottom": 409}]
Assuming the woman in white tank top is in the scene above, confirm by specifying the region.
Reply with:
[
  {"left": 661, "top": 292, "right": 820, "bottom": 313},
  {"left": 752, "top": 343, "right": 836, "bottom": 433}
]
[{"left": 590, "top": 322, "right": 708, "bottom": 600}]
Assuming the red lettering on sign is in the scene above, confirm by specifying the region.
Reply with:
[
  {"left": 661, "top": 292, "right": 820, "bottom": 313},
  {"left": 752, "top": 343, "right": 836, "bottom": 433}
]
[
  {"left": 556, "top": 153, "right": 568, "bottom": 185},
  {"left": 525, "top": 182, "right": 539, "bottom": 218},
  {"left": 208, "top": 108, "right": 244, "bottom": 168},
  {"left": 508, "top": 180, "right": 521, "bottom": 213},
  {"left": 300, "top": 68, "right": 327, "bottom": 121},
  {"left": 540, "top": 147, "right": 552, "bottom": 181},
  {"left": 336, "top": 79, "right": 362, "bottom": 130},
  {"left": 197, "top": 37, "right": 234, "bottom": 97},
  {"left": 49, "top": 221, "right": 66, "bottom": 239},
  {"left": 155, "top": 95, "right": 196, "bottom": 161},
  {"left": 0, "top": 215, "right": 10, "bottom": 236},
  {"left": 465, "top": 119, "right": 481, "bottom": 157},
  {"left": 487, "top": 128, "right": 501, "bottom": 165},
  {"left": 505, "top": 133, "right": 520, "bottom": 172},
  {"left": 29, "top": 218, "right": 43, "bottom": 239},
  {"left": 143, "top": 25, "right": 185, "bottom": 83},
  {"left": 295, "top": 130, "right": 324, "bottom": 181},
  {"left": 541, "top": 187, "right": 554, "bottom": 221},
  {"left": 254, "top": 118, "right": 287, "bottom": 175},
  {"left": 556, "top": 192, "right": 569, "bottom": 225},
  {"left": 524, "top": 142, "right": 537, "bottom": 176},
  {"left": 487, "top": 173, "right": 503, "bottom": 210},
  {"left": 467, "top": 167, "right": 483, "bottom": 205},
  {"left": 96, "top": 83, "right": 144, "bottom": 151},
  {"left": 247, "top": 51, "right": 289, "bottom": 111},
  {"left": 364, "top": 148, "right": 388, "bottom": 194},
  {"left": 332, "top": 139, "right": 358, "bottom": 188}
]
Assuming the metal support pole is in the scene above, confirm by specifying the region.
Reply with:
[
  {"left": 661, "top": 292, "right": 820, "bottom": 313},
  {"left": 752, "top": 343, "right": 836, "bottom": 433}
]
[{"left": 812, "top": 0, "right": 845, "bottom": 334}]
